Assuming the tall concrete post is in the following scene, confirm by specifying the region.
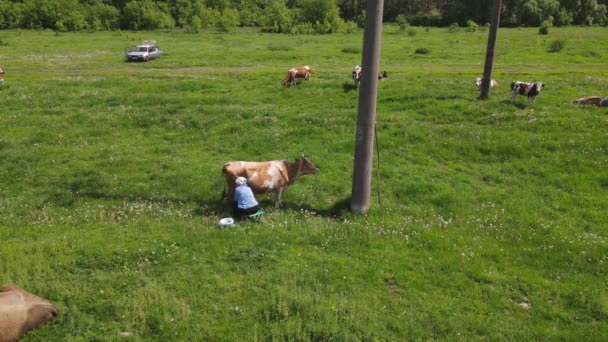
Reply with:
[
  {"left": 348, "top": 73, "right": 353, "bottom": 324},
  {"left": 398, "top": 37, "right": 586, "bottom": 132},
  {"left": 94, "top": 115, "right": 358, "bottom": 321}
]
[
  {"left": 480, "top": 0, "right": 502, "bottom": 99},
  {"left": 351, "top": 0, "right": 384, "bottom": 214}
]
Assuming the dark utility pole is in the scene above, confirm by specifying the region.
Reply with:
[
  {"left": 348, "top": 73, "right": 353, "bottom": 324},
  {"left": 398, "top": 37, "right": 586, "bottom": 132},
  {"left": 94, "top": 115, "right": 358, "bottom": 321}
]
[
  {"left": 351, "top": 0, "right": 384, "bottom": 214},
  {"left": 480, "top": 0, "right": 502, "bottom": 99}
]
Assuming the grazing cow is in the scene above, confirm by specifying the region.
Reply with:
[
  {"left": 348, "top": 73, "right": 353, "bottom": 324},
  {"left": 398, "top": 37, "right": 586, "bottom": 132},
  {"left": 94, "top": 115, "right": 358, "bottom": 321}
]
[
  {"left": 511, "top": 81, "right": 545, "bottom": 103},
  {"left": 475, "top": 77, "right": 498, "bottom": 88},
  {"left": 222, "top": 156, "right": 319, "bottom": 208},
  {"left": 0, "top": 68, "right": 4, "bottom": 86},
  {"left": 573, "top": 96, "right": 606, "bottom": 106},
  {"left": 352, "top": 66, "right": 388, "bottom": 89},
  {"left": 0, "top": 284, "right": 58, "bottom": 342},
  {"left": 281, "top": 66, "right": 311, "bottom": 87}
]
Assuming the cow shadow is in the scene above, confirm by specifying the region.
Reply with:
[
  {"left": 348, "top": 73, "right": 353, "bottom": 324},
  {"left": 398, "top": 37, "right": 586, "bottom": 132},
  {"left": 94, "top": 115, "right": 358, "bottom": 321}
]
[
  {"left": 342, "top": 82, "right": 357, "bottom": 93},
  {"left": 501, "top": 100, "right": 529, "bottom": 109}
]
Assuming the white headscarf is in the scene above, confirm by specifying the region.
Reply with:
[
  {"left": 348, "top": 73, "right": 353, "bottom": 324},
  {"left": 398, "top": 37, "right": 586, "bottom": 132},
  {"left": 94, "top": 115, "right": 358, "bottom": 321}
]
[{"left": 235, "top": 177, "right": 247, "bottom": 186}]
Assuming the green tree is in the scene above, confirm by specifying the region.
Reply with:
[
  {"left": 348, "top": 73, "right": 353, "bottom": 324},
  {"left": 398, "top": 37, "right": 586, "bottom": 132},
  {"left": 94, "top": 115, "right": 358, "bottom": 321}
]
[
  {"left": 260, "top": 2, "right": 292, "bottom": 33},
  {"left": 0, "top": 0, "right": 22, "bottom": 29},
  {"left": 21, "top": 0, "right": 86, "bottom": 31},
  {"left": 122, "top": 0, "right": 175, "bottom": 30}
]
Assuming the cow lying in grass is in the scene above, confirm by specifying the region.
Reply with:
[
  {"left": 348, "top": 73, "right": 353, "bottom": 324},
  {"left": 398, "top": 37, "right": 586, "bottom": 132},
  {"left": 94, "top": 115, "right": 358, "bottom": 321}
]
[
  {"left": 223, "top": 156, "right": 319, "bottom": 208},
  {"left": 0, "top": 284, "right": 58, "bottom": 342},
  {"left": 475, "top": 77, "right": 498, "bottom": 89},
  {"left": 281, "top": 66, "right": 312, "bottom": 87},
  {"left": 511, "top": 81, "right": 545, "bottom": 103},
  {"left": 0, "top": 68, "right": 4, "bottom": 86},
  {"left": 573, "top": 96, "right": 608, "bottom": 106}
]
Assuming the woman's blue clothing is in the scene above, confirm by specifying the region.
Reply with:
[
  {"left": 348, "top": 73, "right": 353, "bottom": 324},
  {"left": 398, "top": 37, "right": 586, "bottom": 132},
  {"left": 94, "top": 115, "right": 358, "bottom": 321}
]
[{"left": 234, "top": 184, "right": 259, "bottom": 209}]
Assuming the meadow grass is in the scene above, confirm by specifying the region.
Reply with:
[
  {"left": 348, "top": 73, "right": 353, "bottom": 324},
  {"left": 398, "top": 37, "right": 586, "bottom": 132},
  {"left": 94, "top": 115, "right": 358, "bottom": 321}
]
[{"left": 0, "top": 26, "right": 607, "bottom": 340}]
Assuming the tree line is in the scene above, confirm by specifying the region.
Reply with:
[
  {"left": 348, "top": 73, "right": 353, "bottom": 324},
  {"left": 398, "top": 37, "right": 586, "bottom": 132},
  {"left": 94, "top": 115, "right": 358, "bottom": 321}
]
[{"left": 0, "top": 0, "right": 606, "bottom": 33}]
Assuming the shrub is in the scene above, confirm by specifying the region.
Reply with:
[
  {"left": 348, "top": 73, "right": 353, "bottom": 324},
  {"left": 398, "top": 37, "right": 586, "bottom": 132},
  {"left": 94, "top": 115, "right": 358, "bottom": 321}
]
[
  {"left": 448, "top": 22, "right": 459, "bottom": 32},
  {"left": 548, "top": 39, "right": 566, "bottom": 52},
  {"left": 407, "top": 28, "right": 417, "bottom": 36},
  {"left": 466, "top": 20, "right": 478, "bottom": 32},
  {"left": 396, "top": 14, "right": 408, "bottom": 31},
  {"left": 340, "top": 20, "right": 358, "bottom": 34},
  {"left": 539, "top": 18, "right": 552, "bottom": 35},
  {"left": 415, "top": 48, "right": 429, "bottom": 55}
]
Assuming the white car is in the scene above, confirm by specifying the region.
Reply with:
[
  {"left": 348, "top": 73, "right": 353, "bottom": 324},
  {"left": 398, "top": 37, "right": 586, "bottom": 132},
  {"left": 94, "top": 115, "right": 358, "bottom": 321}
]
[{"left": 125, "top": 40, "right": 162, "bottom": 62}]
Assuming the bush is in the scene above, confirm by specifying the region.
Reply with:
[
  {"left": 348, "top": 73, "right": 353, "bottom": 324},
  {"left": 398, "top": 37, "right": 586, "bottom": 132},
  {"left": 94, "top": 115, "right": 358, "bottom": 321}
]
[
  {"left": 466, "top": 20, "right": 478, "bottom": 32},
  {"left": 407, "top": 28, "right": 417, "bottom": 36},
  {"left": 548, "top": 39, "right": 566, "bottom": 52},
  {"left": 415, "top": 48, "right": 430, "bottom": 55},
  {"left": 539, "top": 18, "right": 552, "bottom": 35},
  {"left": 448, "top": 22, "right": 459, "bottom": 32},
  {"left": 340, "top": 20, "right": 358, "bottom": 34},
  {"left": 396, "top": 14, "right": 408, "bottom": 31}
]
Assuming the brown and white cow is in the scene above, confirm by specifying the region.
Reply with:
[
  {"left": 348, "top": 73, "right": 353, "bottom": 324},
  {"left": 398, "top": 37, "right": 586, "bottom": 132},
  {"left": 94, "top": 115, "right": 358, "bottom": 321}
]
[
  {"left": 0, "top": 284, "right": 58, "bottom": 342},
  {"left": 281, "top": 66, "right": 312, "bottom": 87},
  {"left": 475, "top": 77, "right": 498, "bottom": 89},
  {"left": 352, "top": 66, "right": 387, "bottom": 89},
  {"left": 511, "top": 81, "right": 545, "bottom": 103},
  {"left": 573, "top": 96, "right": 608, "bottom": 106},
  {"left": 0, "top": 68, "right": 5, "bottom": 86},
  {"left": 222, "top": 156, "right": 319, "bottom": 208}
]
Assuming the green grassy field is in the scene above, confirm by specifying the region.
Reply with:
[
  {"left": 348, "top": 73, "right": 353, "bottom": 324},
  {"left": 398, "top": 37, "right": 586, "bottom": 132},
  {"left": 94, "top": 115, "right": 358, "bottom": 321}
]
[{"left": 1, "top": 26, "right": 607, "bottom": 340}]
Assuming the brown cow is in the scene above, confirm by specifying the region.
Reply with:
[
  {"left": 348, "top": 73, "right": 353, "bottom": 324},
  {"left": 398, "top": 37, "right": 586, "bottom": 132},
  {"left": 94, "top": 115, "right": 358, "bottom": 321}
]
[
  {"left": 0, "top": 68, "right": 5, "bottom": 86},
  {"left": 223, "top": 156, "right": 319, "bottom": 208},
  {"left": 281, "top": 66, "right": 311, "bottom": 87},
  {"left": 573, "top": 96, "right": 608, "bottom": 106},
  {"left": 0, "top": 284, "right": 58, "bottom": 342}
]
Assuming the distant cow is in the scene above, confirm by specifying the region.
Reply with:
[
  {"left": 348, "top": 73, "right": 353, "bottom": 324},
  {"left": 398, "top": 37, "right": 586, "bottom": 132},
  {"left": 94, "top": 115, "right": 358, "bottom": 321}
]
[
  {"left": 475, "top": 77, "right": 498, "bottom": 89},
  {"left": 511, "top": 81, "right": 545, "bottom": 103},
  {"left": 0, "top": 68, "right": 4, "bottom": 86},
  {"left": 352, "top": 65, "right": 362, "bottom": 88},
  {"left": 281, "top": 66, "right": 312, "bottom": 87},
  {"left": 352, "top": 66, "right": 388, "bottom": 89},
  {"left": 222, "top": 156, "right": 319, "bottom": 208},
  {"left": 0, "top": 284, "right": 58, "bottom": 342},
  {"left": 573, "top": 96, "right": 608, "bottom": 106}
]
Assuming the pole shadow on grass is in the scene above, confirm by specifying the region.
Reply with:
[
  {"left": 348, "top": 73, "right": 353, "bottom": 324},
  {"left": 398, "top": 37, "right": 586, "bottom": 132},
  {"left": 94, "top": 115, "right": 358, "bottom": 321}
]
[{"left": 269, "top": 196, "right": 352, "bottom": 219}]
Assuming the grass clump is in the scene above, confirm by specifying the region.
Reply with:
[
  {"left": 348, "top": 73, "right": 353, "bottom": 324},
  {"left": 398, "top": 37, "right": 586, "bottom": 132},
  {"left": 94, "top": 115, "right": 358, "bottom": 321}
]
[
  {"left": 548, "top": 39, "right": 566, "bottom": 52},
  {"left": 341, "top": 47, "right": 360, "bottom": 54},
  {"left": 415, "top": 47, "right": 430, "bottom": 54}
]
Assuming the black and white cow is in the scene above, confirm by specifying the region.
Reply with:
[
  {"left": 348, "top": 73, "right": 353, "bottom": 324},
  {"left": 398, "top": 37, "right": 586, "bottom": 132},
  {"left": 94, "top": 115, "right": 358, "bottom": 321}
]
[
  {"left": 511, "top": 81, "right": 544, "bottom": 103},
  {"left": 352, "top": 66, "right": 387, "bottom": 89},
  {"left": 352, "top": 65, "right": 362, "bottom": 88}
]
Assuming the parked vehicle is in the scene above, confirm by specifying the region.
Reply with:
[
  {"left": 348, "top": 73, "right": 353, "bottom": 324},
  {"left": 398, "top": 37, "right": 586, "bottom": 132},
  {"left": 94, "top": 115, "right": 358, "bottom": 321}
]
[{"left": 125, "top": 40, "right": 162, "bottom": 62}]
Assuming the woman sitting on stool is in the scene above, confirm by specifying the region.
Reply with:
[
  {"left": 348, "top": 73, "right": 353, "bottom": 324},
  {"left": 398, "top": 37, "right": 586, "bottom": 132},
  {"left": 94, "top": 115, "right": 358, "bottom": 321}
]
[{"left": 233, "top": 177, "right": 260, "bottom": 218}]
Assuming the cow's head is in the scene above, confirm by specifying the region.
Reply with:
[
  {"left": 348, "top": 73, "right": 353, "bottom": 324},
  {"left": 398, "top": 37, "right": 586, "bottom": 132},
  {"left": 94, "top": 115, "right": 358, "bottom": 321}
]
[
  {"left": 475, "top": 77, "right": 482, "bottom": 87},
  {"left": 296, "top": 156, "right": 319, "bottom": 175}
]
